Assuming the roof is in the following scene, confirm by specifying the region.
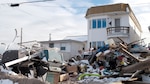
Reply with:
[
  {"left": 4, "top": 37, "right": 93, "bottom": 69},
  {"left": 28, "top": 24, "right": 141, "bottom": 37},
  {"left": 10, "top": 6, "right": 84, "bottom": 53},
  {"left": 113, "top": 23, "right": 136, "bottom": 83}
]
[
  {"left": 40, "top": 39, "right": 84, "bottom": 44},
  {"left": 86, "top": 3, "right": 128, "bottom": 16},
  {"left": 85, "top": 3, "right": 142, "bottom": 32},
  {"left": 63, "top": 35, "right": 87, "bottom": 42}
]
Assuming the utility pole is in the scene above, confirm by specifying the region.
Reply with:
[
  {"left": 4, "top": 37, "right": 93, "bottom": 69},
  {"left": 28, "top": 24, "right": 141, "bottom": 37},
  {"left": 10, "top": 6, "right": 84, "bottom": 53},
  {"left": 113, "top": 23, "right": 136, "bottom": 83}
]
[
  {"left": 49, "top": 33, "right": 51, "bottom": 41},
  {"left": 20, "top": 28, "right": 23, "bottom": 48}
]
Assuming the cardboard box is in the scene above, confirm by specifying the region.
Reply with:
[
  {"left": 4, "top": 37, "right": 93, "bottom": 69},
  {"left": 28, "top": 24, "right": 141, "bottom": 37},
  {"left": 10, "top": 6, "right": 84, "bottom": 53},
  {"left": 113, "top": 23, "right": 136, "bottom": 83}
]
[
  {"left": 59, "top": 73, "right": 69, "bottom": 82},
  {"left": 66, "top": 65, "right": 78, "bottom": 73}
]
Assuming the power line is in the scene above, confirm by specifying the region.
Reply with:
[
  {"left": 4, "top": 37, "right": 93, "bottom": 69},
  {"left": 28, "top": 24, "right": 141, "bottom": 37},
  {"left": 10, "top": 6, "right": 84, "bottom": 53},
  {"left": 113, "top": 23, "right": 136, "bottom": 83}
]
[
  {"left": 11, "top": 0, "right": 54, "bottom": 7},
  {"left": 0, "top": 0, "right": 54, "bottom": 7},
  {"left": 17, "top": 0, "right": 54, "bottom": 4}
]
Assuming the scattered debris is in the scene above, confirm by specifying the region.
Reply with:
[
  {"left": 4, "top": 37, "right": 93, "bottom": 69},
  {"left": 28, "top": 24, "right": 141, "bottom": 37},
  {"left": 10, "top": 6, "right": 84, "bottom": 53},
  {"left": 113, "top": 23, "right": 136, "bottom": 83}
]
[{"left": 0, "top": 38, "right": 150, "bottom": 84}]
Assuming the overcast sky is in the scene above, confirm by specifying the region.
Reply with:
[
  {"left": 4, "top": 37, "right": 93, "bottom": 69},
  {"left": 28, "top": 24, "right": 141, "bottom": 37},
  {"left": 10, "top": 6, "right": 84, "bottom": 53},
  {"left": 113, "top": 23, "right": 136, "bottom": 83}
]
[{"left": 0, "top": 0, "right": 150, "bottom": 53}]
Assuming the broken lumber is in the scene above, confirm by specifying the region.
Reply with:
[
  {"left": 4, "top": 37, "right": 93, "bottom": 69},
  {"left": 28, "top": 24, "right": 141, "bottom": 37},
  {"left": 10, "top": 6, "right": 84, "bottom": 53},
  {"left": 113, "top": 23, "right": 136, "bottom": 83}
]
[
  {"left": 121, "top": 48, "right": 140, "bottom": 62},
  {"left": 121, "top": 58, "right": 150, "bottom": 73},
  {"left": 4, "top": 51, "right": 42, "bottom": 67}
]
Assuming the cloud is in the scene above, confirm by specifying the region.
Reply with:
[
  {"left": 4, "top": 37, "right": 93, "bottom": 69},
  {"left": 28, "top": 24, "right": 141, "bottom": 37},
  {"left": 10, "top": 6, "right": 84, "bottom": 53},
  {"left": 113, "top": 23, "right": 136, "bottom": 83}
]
[{"left": 0, "top": 0, "right": 94, "bottom": 44}]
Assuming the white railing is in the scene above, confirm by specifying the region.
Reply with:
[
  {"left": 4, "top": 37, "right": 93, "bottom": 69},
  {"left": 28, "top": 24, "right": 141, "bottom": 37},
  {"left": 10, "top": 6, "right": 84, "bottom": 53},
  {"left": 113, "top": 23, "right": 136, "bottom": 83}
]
[{"left": 107, "top": 26, "right": 129, "bottom": 37}]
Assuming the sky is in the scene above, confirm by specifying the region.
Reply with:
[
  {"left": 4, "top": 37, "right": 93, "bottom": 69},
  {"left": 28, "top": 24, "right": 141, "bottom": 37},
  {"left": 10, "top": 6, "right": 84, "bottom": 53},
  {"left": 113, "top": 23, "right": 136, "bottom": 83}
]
[{"left": 0, "top": 0, "right": 150, "bottom": 53}]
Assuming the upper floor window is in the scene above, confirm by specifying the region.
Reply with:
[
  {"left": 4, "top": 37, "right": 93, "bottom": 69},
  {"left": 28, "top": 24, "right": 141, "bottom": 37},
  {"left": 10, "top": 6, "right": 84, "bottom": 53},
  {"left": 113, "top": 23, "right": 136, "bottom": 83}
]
[
  {"left": 102, "top": 19, "right": 106, "bottom": 28},
  {"left": 97, "top": 19, "right": 101, "bottom": 28},
  {"left": 91, "top": 18, "right": 107, "bottom": 29},
  {"left": 92, "top": 19, "right": 97, "bottom": 29}
]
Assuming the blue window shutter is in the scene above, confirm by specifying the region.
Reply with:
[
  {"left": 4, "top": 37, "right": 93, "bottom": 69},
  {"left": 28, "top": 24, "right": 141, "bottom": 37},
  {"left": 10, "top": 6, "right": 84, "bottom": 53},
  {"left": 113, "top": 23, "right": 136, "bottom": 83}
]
[
  {"left": 92, "top": 19, "right": 97, "bottom": 29},
  {"left": 102, "top": 19, "right": 106, "bottom": 28},
  {"left": 97, "top": 19, "right": 101, "bottom": 28}
]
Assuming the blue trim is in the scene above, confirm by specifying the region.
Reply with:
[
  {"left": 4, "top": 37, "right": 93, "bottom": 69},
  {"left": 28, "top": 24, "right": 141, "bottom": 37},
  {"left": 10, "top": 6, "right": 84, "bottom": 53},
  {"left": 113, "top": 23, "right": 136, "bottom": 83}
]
[{"left": 92, "top": 19, "right": 97, "bottom": 29}]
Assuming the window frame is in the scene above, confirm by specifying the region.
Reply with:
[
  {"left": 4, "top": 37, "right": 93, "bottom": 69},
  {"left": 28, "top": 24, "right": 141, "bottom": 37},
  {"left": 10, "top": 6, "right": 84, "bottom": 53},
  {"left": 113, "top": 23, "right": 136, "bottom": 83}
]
[
  {"left": 91, "top": 18, "right": 107, "bottom": 29},
  {"left": 92, "top": 19, "right": 97, "bottom": 29},
  {"left": 60, "top": 46, "right": 66, "bottom": 51},
  {"left": 102, "top": 18, "right": 106, "bottom": 28},
  {"left": 49, "top": 43, "right": 54, "bottom": 48}
]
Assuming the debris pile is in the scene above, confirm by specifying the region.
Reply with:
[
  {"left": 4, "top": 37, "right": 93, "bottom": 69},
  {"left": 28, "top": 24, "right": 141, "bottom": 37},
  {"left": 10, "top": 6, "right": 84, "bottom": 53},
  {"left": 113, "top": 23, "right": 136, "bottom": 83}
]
[
  {"left": 0, "top": 38, "right": 150, "bottom": 84},
  {"left": 67, "top": 38, "right": 150, "bottom": 84}
]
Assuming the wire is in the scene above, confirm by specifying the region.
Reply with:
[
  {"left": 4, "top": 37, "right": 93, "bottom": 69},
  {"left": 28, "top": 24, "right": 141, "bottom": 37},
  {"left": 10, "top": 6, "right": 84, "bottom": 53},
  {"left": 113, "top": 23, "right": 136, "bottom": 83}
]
[
  {"left": 0, "top": 0, "right": 54, "bottom": 7},
  {"left": 30, "top": 4, "right": 89, "bottom": 8},
  {"left": 6, "top": 29, "right": 18, "bottom": 50},
  {"left": 18, "top": 0, "right": 54, "bottom": 4}
]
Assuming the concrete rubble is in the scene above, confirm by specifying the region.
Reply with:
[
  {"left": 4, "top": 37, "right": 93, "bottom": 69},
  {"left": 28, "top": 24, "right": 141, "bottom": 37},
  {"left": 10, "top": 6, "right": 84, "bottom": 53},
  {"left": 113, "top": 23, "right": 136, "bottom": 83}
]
[{"left": 0, "top": 38, "right": 150, "bottom": 84}]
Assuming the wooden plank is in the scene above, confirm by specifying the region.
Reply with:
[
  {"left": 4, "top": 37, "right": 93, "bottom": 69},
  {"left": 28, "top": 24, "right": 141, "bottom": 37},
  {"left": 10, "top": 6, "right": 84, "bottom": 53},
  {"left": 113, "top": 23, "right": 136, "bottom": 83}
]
[
  {"left": 121, "top": 48, "right": 140, "bottom": 62},
  {"left": 5, "top": 51, "right": 41, "bottom": 67}
]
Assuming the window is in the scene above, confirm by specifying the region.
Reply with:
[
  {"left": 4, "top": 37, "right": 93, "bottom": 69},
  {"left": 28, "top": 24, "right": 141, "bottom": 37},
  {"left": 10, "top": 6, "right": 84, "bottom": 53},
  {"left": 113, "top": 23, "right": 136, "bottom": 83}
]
[
  {"left": 101, "top": 41, "right": 105, "bottom": 46},
  {"left": 97, "top": 41, "right": 101, "bottom": 49},
  {"left": 115, "top": 19, "right": 120, "bottom": 32},
  {"left": 102, "top": 18, "right": 106, "bottom": 28},
  {"left": 60, "top": 47, "right": 66, "bottom": 50},
  {"left": 91, "top": 18, "right": 107, "bottom": 29},
  {"left": 92, "top": 42, "right": 96, "bottom": 48},
  {"left": 89, "top": 42, "right": 91, "bottom": 48},
  {"left": 49, "top": 43, "right": 54, "bottom": 48},
  {"left": 92, "top": 19, "right": 97, "bottom": 29},
  {"left": 97, "top": 41, "right": 105, "bottom": 49},
  {"left": 60, "top": 43, "right": 66, "bottom": 51},
  {"left": 90, "top": 41, "right": 105, "bottom": 49},
  {"left": 97, "top": 19, "right": 101, "bottom": 28}
]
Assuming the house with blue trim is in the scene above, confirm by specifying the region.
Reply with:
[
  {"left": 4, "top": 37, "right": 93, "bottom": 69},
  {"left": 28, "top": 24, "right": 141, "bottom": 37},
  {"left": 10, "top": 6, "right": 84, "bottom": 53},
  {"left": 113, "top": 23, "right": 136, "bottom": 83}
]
[{"left": 85, "top": 3, "right": 142, "bottom": 49}]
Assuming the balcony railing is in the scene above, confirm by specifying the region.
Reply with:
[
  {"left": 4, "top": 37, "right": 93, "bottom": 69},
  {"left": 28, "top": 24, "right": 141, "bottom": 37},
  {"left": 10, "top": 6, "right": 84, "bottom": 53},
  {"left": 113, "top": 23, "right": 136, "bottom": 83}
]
[{"left": 107, "top": 26, "right": 129, "bottom": 38}]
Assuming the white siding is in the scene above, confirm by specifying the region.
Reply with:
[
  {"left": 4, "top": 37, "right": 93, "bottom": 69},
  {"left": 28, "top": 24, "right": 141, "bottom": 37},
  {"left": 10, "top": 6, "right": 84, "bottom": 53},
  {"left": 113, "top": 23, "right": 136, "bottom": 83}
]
[
  {"left": 109, "top": 14, "right": 129, "bottom": 27},
  {"left": 129, "top": 16, "right": 141, "bottom": 43},
  {"left": 40, "top": 41, "right": 84, "bottom": 61},
  {"left": 87, "top": 14, "right": 130, "bottom": 49},
  {"left": 41, "top": 43, "right": 49, "bottom": 48},
  {"left": 87, "top": 15, "right": 108, "bottom": 49},
  {"left": 89, "top": 28, "right": 107, "bottom": 41},
  {"left": 87, "top": 12, "right": 141, "bottom": 48},
  {"left": 61, "top": 42, "right": 84, "bottom": 60},
  {"left": 54, "top": 43, "right": 60, "bottom": 49}
]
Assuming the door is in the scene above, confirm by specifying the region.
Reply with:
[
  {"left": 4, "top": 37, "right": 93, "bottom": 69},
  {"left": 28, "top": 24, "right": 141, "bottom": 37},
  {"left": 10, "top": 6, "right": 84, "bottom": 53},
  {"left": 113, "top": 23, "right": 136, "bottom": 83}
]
[{"left": 115, "top": 19, "right": 120, "bottom": 32}]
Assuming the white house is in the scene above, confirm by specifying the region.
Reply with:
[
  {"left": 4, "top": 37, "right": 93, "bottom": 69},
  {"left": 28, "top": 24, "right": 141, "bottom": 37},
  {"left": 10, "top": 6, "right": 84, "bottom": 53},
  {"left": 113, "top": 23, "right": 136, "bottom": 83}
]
[
  {"left": 40, "top": 39, "right": 85, "bottom": 60},
  {"left": 85, "top": 3, "right": 142, "bottom": 49},
  {"left": 63, "top": 35, "right": 88, "bottom": 50}
]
